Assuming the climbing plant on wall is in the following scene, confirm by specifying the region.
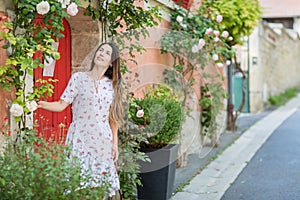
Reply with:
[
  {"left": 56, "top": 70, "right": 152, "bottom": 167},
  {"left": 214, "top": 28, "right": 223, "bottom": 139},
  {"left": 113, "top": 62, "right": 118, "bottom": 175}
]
[
  {"left": 160, "top": 5, "right": 233, "bottom": 148},
  {"left": 0, "top": 1, "right": 161, "bottom": 199},
  {"left": 0, "top": 0, "right": 80, "bottom": 140},
  {"left": 201, "top": 0, "right": 262, "bottom": 131},
  {"left": 160, "top": 0, "right": 262, "bottom": 145}
]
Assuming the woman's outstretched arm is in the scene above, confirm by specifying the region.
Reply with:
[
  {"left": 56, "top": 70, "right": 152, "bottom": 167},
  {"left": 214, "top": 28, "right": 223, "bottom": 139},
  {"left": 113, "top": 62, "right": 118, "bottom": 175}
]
[{"left": 37, "top": 99, "right": 69, "bottom": 112}]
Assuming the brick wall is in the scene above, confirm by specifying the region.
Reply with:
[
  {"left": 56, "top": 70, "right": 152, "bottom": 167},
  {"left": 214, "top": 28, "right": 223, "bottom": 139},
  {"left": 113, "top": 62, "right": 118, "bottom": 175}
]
[{"left": 0, "top": 12, "right": 15, "bottom": 134}]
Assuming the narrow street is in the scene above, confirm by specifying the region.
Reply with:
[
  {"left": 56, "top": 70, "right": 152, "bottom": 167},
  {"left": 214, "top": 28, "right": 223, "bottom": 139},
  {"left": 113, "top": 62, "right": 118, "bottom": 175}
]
[
  {"left": 222, "top": 107, "right": 300, "bottom": 200},
  {"left": 172, "top": 94, "right": 300, "bottom": 200}
]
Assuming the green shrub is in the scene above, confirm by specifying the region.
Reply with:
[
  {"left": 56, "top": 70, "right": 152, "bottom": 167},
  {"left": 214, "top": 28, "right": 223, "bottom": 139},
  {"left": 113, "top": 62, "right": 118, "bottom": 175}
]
[
  {"left": 129, "top": 85, "right": 184, "bottom": 147},
  {"left": 0, "top": 133, "right": 110, "bottom": 200}
]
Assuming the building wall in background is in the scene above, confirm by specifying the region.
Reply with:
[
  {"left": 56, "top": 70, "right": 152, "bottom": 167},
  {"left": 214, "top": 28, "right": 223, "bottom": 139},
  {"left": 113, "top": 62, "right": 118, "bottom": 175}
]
[{"left": 249, "top": 22, "right": 300, "bottom": 112}]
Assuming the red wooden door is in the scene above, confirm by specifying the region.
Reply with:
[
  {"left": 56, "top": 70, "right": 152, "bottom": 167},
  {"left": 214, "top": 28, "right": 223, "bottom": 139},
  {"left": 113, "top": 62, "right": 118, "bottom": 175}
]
[{"left": 34, "top": 19, "right": 71, "bottom": 143}]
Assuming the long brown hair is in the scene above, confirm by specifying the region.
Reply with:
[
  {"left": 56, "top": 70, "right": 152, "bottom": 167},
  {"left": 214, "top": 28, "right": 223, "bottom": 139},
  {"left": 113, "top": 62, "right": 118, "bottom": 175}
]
[{"left": 90, "top": 42, "right": 124, "bottom": 126}]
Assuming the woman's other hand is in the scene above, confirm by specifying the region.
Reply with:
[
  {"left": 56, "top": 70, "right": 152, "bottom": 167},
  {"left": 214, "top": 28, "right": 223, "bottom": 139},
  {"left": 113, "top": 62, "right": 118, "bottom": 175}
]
[{"left": 112, "top": 145, "right": 119, "bottom": 163}]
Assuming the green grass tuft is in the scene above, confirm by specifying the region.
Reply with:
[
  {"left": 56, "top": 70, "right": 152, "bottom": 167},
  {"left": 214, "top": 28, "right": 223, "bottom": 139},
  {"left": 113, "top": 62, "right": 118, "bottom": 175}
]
[{"left": 268, "top": 87, "right": 300, "bottom": 106}]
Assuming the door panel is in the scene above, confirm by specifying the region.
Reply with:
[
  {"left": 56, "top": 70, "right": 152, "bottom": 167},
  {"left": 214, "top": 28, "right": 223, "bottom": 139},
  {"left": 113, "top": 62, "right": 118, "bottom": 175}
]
[
  {"left": 34, "top": 19, "right": 71, "bottom": 143},
  {"left": 233, "top": 74, "right": 249, "bottom": 113}
]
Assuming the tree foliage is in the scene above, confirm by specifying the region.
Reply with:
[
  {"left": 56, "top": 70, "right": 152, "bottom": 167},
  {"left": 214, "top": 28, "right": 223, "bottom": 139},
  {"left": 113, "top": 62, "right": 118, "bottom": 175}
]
[{"left": 201, "top": 0, "right": 262, "bottom": 45}]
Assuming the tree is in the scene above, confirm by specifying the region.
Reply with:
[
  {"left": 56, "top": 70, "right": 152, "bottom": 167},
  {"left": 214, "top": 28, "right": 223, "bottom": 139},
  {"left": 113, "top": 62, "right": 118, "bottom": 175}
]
[{"left": 201, "top": 0, "right": 262, "bottom": 131}]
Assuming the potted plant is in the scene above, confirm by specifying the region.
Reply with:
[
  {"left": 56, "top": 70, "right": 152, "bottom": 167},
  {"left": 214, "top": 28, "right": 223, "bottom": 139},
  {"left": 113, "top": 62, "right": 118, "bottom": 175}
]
[{"left": 127, "top": 84, "right": 184, "bottom": 200}]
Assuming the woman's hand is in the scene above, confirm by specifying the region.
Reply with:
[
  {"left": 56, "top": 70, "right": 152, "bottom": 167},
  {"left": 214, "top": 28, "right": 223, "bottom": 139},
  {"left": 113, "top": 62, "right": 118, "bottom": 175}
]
[
  {"left": 37, "top": 101, "right": 47, "bottom": 109},
  {"left": 112, "top": 145, "right": 119, "bottom": 163},
  {"left": 37, "top": 100, "right": 69, "bottom": 112}
]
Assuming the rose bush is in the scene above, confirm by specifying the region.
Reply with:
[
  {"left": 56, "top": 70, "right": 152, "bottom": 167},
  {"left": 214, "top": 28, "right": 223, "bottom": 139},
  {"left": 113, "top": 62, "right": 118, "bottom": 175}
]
[
  {"left": 160, "top": 5, "right": 233, "bottom": 143},
  {"left": 0, "top": 0, "right": 79, "bottom": 142}
]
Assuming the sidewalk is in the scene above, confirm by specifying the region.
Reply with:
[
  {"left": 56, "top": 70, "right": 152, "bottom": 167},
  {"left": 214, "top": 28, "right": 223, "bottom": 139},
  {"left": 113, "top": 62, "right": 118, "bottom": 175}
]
[{"left": 172, "top": 94, "right": 300, "bottom": 200}]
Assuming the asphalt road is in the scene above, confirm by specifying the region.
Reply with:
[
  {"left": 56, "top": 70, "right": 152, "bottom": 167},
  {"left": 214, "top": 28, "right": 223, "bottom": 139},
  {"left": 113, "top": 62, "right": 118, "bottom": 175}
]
[{"left": 221, "top": 107, "right": 300, "bottom": 200}]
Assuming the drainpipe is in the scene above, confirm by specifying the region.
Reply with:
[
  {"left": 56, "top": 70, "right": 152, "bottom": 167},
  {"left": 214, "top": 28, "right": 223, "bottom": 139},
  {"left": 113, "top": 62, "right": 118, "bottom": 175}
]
[{"left": 246, "top": 36, "right": 250, "bottom": 112}]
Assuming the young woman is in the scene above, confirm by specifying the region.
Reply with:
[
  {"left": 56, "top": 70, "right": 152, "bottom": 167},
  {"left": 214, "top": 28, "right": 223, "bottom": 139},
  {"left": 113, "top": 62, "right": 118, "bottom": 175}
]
[{"left": 38, "top": 42, "right": 124, "bottom": 197}]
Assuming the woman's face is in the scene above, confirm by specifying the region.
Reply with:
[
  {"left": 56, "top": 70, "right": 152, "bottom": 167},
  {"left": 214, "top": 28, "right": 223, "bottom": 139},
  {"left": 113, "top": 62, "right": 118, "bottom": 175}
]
[{"left": 94, "top": 44, "right": 113, "bottom": 68}]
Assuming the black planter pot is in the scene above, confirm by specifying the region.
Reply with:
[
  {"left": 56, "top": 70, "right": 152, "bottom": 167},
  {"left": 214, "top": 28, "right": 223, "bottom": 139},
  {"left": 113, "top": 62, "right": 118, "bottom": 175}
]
[{"left": 137, "top": 144, "right": 179, "bottom": 200}]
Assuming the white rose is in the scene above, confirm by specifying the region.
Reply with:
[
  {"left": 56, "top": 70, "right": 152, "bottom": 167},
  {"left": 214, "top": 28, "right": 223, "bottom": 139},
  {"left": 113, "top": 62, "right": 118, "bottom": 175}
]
[
  {"left": 216, "top": 15, "right": 223, "bottom": 23},
  {"left": 198, "top": 38, "right": 205, "bottom": 49},
  {"left": 57, "top": 0, "right": 70, "bottom": 8},
  {"left": 205, "top": 28, "right": 213, "bottom": 35},
  {"left": 10, "top": 104, "right": 23, "bottom": 117},
  {"left": 26, "top": 101, "right": 38, "bottom": 112},
  {"left": 213, "top": 30, "right": 220, "bottom": 37},
  {"left": 226, "top": 60, "right": 231, "bottom": 66},
  {"left": 221, "top": 31, "right": 229, "bottom": 38},
  {"left": 192, "top": 45, "right": 199, "bottom": 53},
  {"left": 36, "top": 1, "right": 50, "bottom": 15},
  {"left": 176, "top": 15, "right": 183, "bottom": 23},
  {"left": 136, "top": 109, "right": 144, "bottom": 118},
  {"left": 212, "top": 54, "right": 219, "bottom": 61},
  {"left": 67, "top": 2, "right": 78, "bottom": 16},
  {"left": 180, "top": 23, "right": 187, "bottom": 29},
  {"left": 216, "top": 62, "right": 224, "bottom": 68}
]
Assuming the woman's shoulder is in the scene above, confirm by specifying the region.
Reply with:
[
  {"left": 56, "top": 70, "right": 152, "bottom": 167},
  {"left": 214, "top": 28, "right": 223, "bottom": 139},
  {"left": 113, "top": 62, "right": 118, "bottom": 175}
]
[
  {"left": 72, "top": 71, "right": 85, "bottom": 76},
  {"left": 68, "top": 72, "right": 87, "bottom": 84},
  {"left": 103, "top": 76, "right": 113, "bottom": 85},
  {"left": 70, "top": 71, "right": 86, "bottom": 78}
]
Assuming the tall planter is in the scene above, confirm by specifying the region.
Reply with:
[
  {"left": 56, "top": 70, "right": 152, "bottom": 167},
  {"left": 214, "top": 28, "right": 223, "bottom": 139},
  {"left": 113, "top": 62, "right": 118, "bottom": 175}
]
[{"left": 137, "top": 144, "right": 179, "bottom": 200}]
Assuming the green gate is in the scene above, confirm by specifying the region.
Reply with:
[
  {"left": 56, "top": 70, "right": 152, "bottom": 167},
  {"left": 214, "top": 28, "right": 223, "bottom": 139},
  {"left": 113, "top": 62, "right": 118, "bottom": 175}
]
[{"left": 232, "top": 74, "right": 249, "bottom": 113}]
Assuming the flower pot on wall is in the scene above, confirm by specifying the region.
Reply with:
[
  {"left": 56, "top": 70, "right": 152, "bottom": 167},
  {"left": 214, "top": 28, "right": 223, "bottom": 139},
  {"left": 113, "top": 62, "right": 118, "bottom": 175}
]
[{"left": 137, "top": 144, "right": 179, "bottom": 200}]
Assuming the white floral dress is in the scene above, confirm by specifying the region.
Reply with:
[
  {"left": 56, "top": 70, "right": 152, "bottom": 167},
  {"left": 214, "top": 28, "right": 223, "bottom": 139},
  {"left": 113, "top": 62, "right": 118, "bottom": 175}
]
[{"left": 60, "top": 72, "right": 119, "bottom": 196}]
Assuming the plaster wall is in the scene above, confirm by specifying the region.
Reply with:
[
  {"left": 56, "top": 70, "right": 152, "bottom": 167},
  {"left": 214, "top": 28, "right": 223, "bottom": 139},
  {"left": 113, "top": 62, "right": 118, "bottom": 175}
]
[
  {"left": 249, "top": 26, "right": 265, "bottom": 112},
  {"left": 249, "top": 22, "right": 300, "bottom": 112},
  {"left": 294, "top": 17, "right": 300, "bottom": 36},
  {"left": 261, "top": 23, "right": 300, "bottom": 97}
]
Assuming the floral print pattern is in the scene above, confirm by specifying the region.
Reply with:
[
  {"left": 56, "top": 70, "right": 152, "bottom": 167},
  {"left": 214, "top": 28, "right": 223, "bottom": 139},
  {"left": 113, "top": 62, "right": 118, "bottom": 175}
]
[{"left": 61, "top": 72, "right": 119, "bottom": 196}]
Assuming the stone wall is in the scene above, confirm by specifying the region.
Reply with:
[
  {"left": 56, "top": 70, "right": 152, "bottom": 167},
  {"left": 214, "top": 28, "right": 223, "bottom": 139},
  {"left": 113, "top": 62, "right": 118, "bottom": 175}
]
[
  {"left": 67, "top": 7, "right": 100, "bottom": 72},
  {"left": 0, "top": 1, "right": 14, "bottom": 11},
  {"left": 249, "top": 22, "right": 300, "bottom": 112}
]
